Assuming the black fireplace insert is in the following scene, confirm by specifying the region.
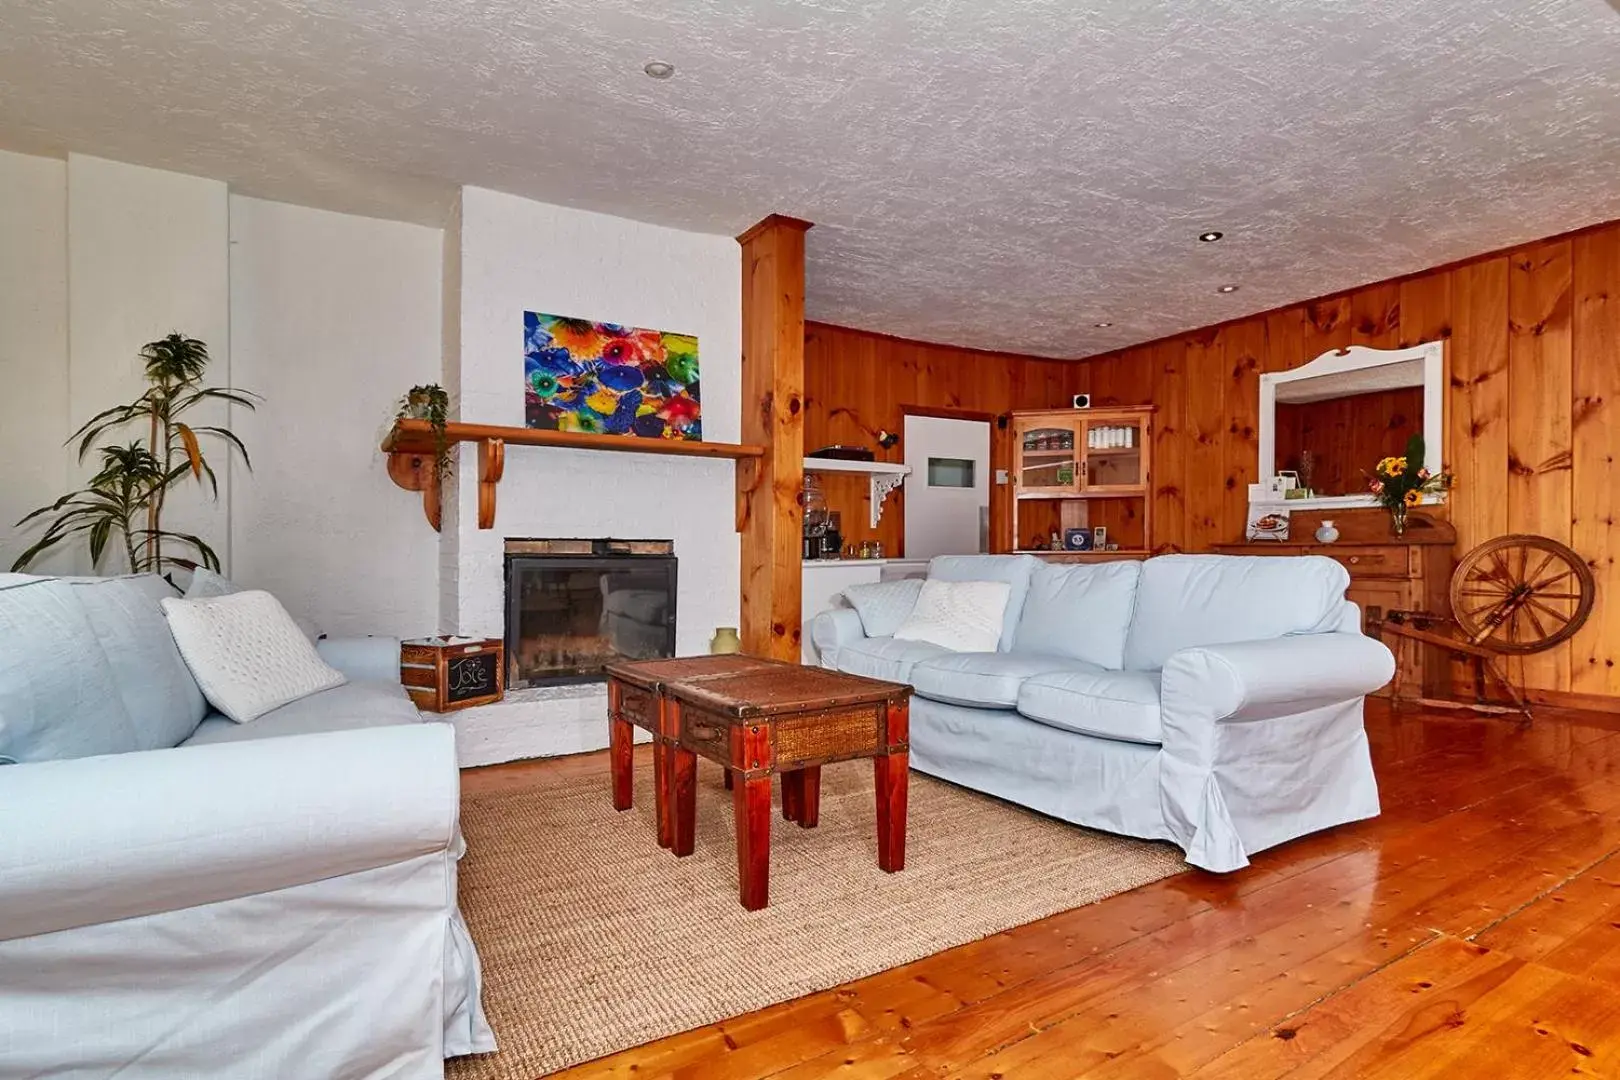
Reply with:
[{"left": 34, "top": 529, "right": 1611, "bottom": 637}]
[{"left": 503, "top": 539, "right": 677, "bottom": 687}]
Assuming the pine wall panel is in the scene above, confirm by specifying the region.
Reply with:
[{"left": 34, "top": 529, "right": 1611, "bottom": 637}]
[
  {"left": 802, "top": 322, "right": 1086, "bottom": 556},
  {"left": 1074, "top": 219, "right": 1620, "bottom": 700}
]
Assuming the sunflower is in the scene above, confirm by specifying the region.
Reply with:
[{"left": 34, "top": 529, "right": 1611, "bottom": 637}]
[
  {"left": 1383, "top": 457, "right": 1406, "bottom": 478},
  {"left": 1403, "top": 489, "right": 1421, "bottom": 506}
]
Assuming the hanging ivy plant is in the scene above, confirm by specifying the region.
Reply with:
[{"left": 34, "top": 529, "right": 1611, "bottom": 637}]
[{"left": 396, "top": 384, "right": 453, "bottom": 481}]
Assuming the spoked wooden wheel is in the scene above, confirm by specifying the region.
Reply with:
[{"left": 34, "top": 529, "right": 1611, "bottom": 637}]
[{"left": 1449, "top": 535, "right": 1595, "bottom": 654}]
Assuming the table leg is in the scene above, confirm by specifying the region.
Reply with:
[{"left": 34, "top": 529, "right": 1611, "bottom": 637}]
[
  {"left": 608, "top": 681, "right": 632, "bottom": 812},
  {"left": 653, "top": 739, "right": 673, "bottom": 849},
  {"left": 797, "top": 765, "right": 821, "bottom": 829},
  {"left": 671, "top": 744, "right": 697, "bottom": 857},
  {"left": 734, "top": 772, "right": 772, "bottom": 910},
  {"left": 874, "top": 751, "right": 908, "bottom": 872},
  {"left": 654, "top": 695, "right": 674, "bottom": 849},
  {"left": 781, "top": 769, "right": 804, "bottom": 823}
]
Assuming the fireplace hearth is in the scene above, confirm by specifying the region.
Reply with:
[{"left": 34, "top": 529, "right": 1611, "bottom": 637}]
[{"left": 503, "top": 539, "right": 676, "bottom": 688}]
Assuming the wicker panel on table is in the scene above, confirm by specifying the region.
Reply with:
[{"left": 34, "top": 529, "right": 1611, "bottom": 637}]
[{"left": 774, "top": 706, "right": 884, "bottom": 766}]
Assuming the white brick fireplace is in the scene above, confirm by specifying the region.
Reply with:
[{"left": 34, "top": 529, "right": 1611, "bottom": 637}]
[{"left": 437, "top": 187, "right": 742, "bottom": 764}]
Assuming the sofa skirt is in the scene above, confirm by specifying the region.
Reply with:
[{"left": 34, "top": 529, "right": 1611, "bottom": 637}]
[{"left": 907, "top": 697, "right": 1176, "bottom": 847}]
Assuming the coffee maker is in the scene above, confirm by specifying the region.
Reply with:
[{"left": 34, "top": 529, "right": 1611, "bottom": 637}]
[{"left": 819, "top": 511, "right": 842, "bottom": 560}]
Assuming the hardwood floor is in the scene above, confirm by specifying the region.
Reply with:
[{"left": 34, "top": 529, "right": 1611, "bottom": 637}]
[{"left": 461, "top": 701, "right": 1620, "bottom": 1079}]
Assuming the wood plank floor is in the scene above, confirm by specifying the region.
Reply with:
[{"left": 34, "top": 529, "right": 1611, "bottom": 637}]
[{"left": 461, "top": 701, "right": 1620, "bottom": 1079}]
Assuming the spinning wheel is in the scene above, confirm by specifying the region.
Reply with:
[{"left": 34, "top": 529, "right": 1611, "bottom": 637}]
[
  {"left": 1449, "top": 535, "right": 1595, "bottom": 654},
  {"left": 1373, "top": 535, "right": 1595, "bottom": 723}
]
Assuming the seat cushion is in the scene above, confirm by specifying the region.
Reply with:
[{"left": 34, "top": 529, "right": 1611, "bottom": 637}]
[
  {"left": 68, "top": 575, "right": 208, "bottom": 750},
  {"left": 1123, "top": 554, "right": 1351, "bottom": 671},
  {"left": 1017, "top": 668, "right": 1164, "bottom": 744},
  {"left": 926, "top": 554, "right": 1040, "bottom": 652},
  {"left": 0, "top": 579, "right": 139, "bottom": 762},
  {"left": 1013, "top": 559, "right": 1141, "bottom": 668},
  {"left": 833, "top": 636, "right": 951, "bottom": 683},
  {"left": 911, "top": 652, "right": 1103, "bottom": 709},
  {"left": 181, "top": 681, "right": 423, "bottom": 747}
]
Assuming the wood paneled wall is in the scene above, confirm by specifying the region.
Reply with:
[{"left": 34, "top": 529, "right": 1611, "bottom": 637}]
[
  {"left": 803, "top": 323, "right": 1086, "bottom": 555},
  {"left": 1076, "top": 219, "right": 1620, "bottom": 700}
]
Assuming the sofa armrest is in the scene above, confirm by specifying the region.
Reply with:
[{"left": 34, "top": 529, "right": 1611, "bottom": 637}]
[
  {"left": 317, "top": 635, "right": 402, "bottom": 683},
  {"left": 1163, "top": 632, "right": 1395, "bottom": 723},
  {"left": 0, "top": 723, "right": 458, "bottom": 942},
  {"left": 811, "top": 608, "right": 867, "bottom": 668}
]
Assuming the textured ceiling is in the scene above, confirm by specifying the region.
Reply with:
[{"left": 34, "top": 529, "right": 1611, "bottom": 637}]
[{"left": 4, "top": 0, "right": 1620, "bottom": 358}]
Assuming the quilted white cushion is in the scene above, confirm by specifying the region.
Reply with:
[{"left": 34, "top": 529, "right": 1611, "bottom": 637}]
[
  {"left": 842, "top": 578, "right": 924, "bottom": 637},
  {"left": 161, "top": 590, "right": 346, "bottom": 724},
  {"left": 893, "top": 579, "right": 1010, "bottom": 653}
]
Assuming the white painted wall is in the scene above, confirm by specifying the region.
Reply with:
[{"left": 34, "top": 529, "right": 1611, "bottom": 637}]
[
  {"left": 0, "top": 150, "right": 72, "bottom": 574},
  {"left": 443, "top": 186, "right": 742, "bottom": 652},
  {"left": 227, "top": 195, "right": 442, "bottom": 637},
  {"left": 66, "top": 154, "right": 232, "bottom": 572}
]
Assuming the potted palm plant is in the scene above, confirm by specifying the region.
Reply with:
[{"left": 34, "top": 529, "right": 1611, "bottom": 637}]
[{"left": 12, "top": 333, "right": 258, "bottom": 573}]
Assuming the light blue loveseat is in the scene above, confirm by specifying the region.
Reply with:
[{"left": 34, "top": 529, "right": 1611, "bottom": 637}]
[
  {"left": 812, "top": 553, "right": 1395, "bottom": 872},
  {"left": 0, "top": 573, "right": 493, "bottom": 1079}
]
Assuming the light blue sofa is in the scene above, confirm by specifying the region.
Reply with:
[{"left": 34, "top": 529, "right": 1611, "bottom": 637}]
[
  {"left": 0, "top": 573, "right": 493, "bottom": 1079},
  {"left": 812, "top": 553, "right": 1395, "bottom": 872}
]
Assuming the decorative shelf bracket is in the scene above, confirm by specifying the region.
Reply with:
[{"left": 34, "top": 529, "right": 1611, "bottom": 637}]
[
  {"left": 869, "top": 472, "right": 906, "bottom": 528},
  {"left": 386, "top": 449, "right": 442, "bottom": 532},
  {"left": 477, "top": 437, "right": 505, "bottom": 529},
  {"left": 801, "top": 457, "right": 912, "bottom": 529}
]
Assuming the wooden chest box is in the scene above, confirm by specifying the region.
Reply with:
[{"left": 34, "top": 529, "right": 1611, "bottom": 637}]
[{"left": 401, "top": 637, "right": 505, "bottom": 712}]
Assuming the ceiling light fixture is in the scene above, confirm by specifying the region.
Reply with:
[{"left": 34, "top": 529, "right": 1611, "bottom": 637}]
[
  {"left": 643, "top": 60, "right": 676, "bottom": 80},
  {"left": 1216, "top": 284, "right": 1240, "bottom": 294},
  {"left": 1093, "top": 322, "right": 1113, "bottom": 328},
  {"left": 1199, "top": 231, "right": 1224, "bottom": 243}
]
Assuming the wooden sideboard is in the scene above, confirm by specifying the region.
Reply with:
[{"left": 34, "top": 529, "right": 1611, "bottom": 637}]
[{"left": 1213, "top": 511, "right": 1456, "bottom": 698}]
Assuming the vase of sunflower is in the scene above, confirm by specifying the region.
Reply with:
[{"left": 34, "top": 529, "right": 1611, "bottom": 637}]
[{"left": 1366, "top": 434, "right": 1452, "bottom": 537}]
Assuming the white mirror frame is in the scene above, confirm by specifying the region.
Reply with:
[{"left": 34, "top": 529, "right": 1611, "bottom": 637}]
[{"left": 1254, "top": 340, "right": 1446, "bottom": 512}]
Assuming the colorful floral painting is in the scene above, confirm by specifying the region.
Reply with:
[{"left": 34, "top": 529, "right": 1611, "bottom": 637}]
[{"left": 523, "top": 311, "right": 701, "bottom": 440}]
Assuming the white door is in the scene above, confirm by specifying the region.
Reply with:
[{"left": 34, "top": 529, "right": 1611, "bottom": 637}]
[{"left": 903, "top": 415, "right": 991, "bottom": 561}]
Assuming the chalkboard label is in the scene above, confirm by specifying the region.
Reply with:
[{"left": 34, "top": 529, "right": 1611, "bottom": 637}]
[{"left": 446, "top": 650, "right": 500, "bottom": 704}]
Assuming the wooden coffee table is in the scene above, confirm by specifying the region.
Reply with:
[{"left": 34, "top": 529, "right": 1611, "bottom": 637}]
[
  {"left": 660, "top": 661, "right": 912, "bottom": 911},
  {"left": 604, "top": 655, "right": 782, "bottom": 849}
]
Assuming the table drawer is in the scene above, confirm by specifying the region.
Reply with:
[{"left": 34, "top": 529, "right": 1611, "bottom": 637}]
[{"left": 1310, "top": 546, "right": 1411, "bottom": 580}]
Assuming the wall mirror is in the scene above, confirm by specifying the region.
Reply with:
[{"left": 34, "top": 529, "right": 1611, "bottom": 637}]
[{"left": 1254, "top": 341, "right": 1445, "bottom": 511}]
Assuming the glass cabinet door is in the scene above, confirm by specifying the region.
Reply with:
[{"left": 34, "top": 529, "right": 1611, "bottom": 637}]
[
  {"left": 1017, "top": 421, "right": 1079, "bottom": 492},
  {"left": 1080, "top": 416, "right": 1146, "bottom": 490}
]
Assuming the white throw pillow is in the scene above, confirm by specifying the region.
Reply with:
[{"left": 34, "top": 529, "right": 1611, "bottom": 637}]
[
  {"left": 842, "top": 578, "right": 924, "bottom": 638},
  {"left": 161, "top": 590, "right": 346, "bottom": 723},
  {"left": 892, "top": 579, "right": 1011, "bottom": 653}
]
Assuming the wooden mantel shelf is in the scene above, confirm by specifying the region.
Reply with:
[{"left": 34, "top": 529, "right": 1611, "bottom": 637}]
[{"left": 383, "top": 419, "right": 765, "bottom": 532}]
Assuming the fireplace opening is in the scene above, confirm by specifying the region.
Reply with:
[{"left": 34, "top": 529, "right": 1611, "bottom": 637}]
[{"left": 504, "top": 538, "right": 676, "bottom": 688}]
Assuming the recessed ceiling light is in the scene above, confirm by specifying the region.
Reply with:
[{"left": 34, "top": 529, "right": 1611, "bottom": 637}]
[
  {"left": 643, "top": 60, "right": 676, "bottom": 80},
  {"left": 1093, "top": 321, "right": 1112, "bottom": 328},
  {"left": 1216, "top": 283, "right": 1240, "bottom": 294},
  {"left": 1199, "top": 231, "right": 1224, "bottom": 243}
]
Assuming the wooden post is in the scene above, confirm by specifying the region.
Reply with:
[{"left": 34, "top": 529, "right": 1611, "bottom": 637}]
[{"left": 737, "top": 214, "right": 812, "bottom": 660}]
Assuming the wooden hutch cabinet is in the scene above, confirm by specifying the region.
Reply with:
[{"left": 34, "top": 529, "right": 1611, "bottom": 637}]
[{"left": 1010, "top": 406, "right": 1155, "bottom": 557}]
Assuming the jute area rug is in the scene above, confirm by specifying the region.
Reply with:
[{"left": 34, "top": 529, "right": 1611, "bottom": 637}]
[{"left": 448, "top": 757, "right": 1184, "bottom": 1079}]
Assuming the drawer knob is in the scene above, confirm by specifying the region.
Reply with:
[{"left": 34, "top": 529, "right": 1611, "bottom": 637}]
[{"left": 1348, "top": 556, "right": 1360, "bottom": 564}]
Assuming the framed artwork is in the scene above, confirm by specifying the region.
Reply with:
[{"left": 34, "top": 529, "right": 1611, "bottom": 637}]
[
  {"left": 523, "top": 311, "right": 701, "bottom": 440},
  {"left": 1063, "top": 527, "right": 1094, "bottom": 551},
  {"left": 1246, "top": 508, "right": 1291, "bottom": 542}
]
